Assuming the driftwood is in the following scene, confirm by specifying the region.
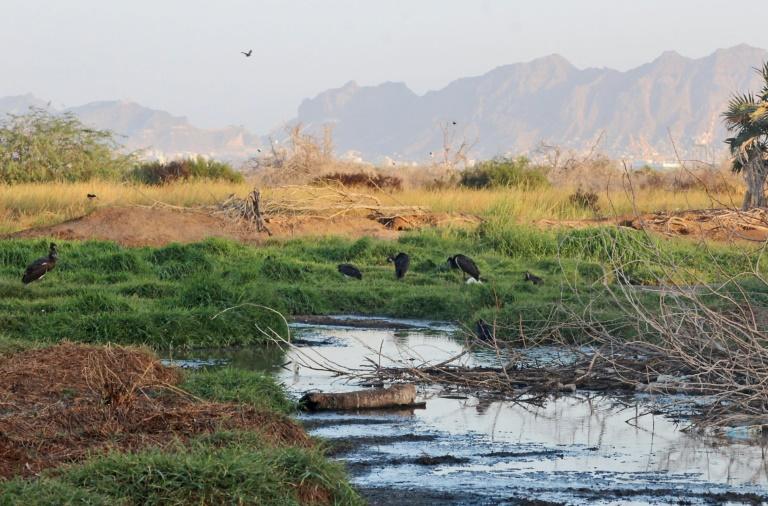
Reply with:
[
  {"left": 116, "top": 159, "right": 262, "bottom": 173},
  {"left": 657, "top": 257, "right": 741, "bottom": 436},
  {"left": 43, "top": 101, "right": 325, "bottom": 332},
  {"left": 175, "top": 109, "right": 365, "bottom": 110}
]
[
  {"left": 213, "top": 188, "right": 272, "bottom": 235},
  {"left": 300, "top": 384, "right": 419, "bottom": 411}
]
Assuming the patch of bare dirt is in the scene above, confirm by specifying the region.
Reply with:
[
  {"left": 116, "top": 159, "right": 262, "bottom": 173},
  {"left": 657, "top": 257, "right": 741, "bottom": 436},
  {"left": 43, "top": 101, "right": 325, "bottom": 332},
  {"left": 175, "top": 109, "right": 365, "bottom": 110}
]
[
  {"left": 0, "top": 343, "right": 310, "bottom": 479},
  {"left": 7, "top": 205, "right": 478, "bottom": 247},
  {"left": 10, "top": 206, "right": 251, "bottom": 247}
]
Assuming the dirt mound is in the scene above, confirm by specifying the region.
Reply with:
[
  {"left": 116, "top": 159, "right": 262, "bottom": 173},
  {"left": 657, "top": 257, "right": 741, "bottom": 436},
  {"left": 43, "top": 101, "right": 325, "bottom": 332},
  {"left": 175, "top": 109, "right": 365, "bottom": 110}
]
[
  {"left": 0, "top": 343, "right": 310, "bottom": 478},
  {"left": 9, "top": 206, "right": 252, "bottom": 247},
  {"left": 8, "top": 206, "right": 409, "bottom": 246}
]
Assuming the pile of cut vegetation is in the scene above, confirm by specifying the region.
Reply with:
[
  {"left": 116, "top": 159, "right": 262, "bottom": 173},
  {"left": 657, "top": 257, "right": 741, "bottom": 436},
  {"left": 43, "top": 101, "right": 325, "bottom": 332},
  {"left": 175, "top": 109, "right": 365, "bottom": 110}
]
[
  {"left": 0, "top": 343, "right": 309, "bottom": 478},
  {"left": 630, "top": 207, "right": 768, "bottom": 242}
]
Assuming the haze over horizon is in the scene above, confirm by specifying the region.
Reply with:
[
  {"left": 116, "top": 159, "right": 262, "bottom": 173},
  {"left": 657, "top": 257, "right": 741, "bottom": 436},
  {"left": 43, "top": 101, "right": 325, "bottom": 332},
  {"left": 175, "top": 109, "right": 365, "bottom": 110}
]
[{"left": 3, "top": 0, "right": 768, "bottom": 133}]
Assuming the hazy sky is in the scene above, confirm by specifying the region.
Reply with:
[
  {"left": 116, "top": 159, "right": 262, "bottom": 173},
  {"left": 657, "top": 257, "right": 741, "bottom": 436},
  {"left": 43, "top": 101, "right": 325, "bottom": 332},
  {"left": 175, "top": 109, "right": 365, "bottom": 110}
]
[{"left": 3, "top": 0, "right": 768, "bottom": 132}]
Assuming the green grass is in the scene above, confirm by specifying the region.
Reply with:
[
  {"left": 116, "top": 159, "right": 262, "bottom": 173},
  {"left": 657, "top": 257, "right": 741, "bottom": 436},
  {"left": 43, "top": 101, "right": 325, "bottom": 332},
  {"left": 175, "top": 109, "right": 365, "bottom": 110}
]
[
  {"left": 0, "top": 352, "right": 357, "bottom": 505},
  {"left": 0, "top": 334, "right": 39, "bottom": 358},
  {"left": 0, "top": 225, "right": 760, "bottom": 348},
  {"left": 182, "top": 367, "right": 296, "bottom": 414},
  {"left": 0, "top": 433, "right": 362, "bottom": 505}
]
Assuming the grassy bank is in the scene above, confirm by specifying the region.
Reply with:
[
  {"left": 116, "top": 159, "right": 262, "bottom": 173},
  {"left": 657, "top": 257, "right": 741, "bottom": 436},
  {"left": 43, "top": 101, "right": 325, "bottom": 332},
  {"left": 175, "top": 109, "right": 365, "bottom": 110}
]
[
  {"left": 0, "top": 435, "right": 361, "bottom": 505},
  {"left": 0, "top": 223, "right": 758, "bottom": 348},
  {"left": 0, "top": 343, "right": 361, "bottom": 505}
]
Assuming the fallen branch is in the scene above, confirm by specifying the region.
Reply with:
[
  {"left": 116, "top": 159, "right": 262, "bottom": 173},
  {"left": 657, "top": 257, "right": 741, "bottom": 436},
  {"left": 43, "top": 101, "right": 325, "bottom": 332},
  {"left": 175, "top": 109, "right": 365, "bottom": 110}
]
[{"left": 299, "top": 384, "right": 421, "bottom": 411}]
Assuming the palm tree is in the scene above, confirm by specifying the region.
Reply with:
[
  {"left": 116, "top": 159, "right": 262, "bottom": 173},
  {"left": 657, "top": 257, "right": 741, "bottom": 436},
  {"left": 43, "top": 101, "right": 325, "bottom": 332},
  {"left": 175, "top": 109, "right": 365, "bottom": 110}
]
[{"left": 723, "top": 62, "right": 768, "bottom": 209}]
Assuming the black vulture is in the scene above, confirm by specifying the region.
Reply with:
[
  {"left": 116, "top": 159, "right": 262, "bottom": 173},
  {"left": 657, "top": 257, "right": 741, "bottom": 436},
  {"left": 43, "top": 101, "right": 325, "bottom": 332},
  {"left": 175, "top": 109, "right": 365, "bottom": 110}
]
[
  {"left": 338, "top": 263, "right": 362, "bottom": 280},
  {"left": 241, "top": 49, "right": 253, "bottom": 57},
  {"left": 447, "top": 254, "right": 480, "bottom": 282},
  {"left": 475, "top": 319, "right": 494, "bottom": 341},
  {"left": 22, "top": 243, "right": 58, "bottom": 285},
  {"left": 387, "top": 252, "right": 410, "bottom": 280},
  {"left": 87, "top": 193, "right": 97, "bottom": 199},
  {"left": 524, "top": 271, "right": 544, "bottom": 285}
]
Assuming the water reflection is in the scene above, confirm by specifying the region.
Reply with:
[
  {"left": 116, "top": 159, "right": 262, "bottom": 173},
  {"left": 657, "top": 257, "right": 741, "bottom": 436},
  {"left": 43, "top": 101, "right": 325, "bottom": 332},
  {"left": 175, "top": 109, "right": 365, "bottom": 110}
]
[{"left": 173, "top": 318, "right": 768, "bottom": 501}]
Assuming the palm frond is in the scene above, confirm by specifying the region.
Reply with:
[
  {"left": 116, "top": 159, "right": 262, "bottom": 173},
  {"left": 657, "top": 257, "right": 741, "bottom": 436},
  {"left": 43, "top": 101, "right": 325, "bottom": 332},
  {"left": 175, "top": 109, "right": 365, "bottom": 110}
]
[
  {"left": 758, "top": 61, "right": 768, "bottom": 100},
  {"left": 723, "top": 92, "right": 758, "bottom": 128}
]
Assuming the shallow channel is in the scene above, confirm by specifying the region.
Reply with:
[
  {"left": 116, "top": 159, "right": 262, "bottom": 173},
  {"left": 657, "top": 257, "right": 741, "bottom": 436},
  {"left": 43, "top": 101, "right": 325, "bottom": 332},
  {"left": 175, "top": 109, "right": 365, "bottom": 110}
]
[{"left": 169, "top": 316, "right": 768, "bottom": 505}]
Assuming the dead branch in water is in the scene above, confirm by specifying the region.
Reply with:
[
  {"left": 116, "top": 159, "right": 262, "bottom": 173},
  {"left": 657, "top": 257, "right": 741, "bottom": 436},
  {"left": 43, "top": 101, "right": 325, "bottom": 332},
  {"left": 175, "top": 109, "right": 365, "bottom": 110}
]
[{"left": 300, "top": 384, "right": 421, "bottom": 411}]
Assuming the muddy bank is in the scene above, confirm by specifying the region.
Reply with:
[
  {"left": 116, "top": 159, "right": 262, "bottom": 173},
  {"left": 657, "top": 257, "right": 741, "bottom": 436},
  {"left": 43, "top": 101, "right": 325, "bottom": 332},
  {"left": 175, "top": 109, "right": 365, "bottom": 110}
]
[{"left": 293, "top": 314, "right": 421, "bottom": 330}]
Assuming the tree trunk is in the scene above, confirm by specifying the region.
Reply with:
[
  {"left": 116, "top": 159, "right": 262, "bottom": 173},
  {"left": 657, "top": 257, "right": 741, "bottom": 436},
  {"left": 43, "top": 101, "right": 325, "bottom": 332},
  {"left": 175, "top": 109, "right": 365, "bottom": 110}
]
[
  {"left": 300, "top": 384, "right": 419, "bottom": 411},
  {"left": 742, "top": 153, "right": 767, "bottom": 210}
]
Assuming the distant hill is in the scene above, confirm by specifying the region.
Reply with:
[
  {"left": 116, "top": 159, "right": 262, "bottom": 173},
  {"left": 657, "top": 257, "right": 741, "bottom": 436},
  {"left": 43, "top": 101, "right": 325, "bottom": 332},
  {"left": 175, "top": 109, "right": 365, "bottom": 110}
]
[
  {"left": 0, "top": 94, "right": 50, "bottom": 115},
  {"left": 0, "top": 97, "right": 263, "bottom": 162},
  {"left": 291, "top": 44, "right": 768, "bottom": 162},
  {"left": 3, "top": 45, "right": 767, "bottom": 163}
]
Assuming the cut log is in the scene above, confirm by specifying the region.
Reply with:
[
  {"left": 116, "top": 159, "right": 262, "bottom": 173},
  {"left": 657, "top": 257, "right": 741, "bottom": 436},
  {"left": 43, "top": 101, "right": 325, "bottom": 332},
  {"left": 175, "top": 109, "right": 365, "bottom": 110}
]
[{"left": 300, "top": 384, "right": 419, "bottom": 411}]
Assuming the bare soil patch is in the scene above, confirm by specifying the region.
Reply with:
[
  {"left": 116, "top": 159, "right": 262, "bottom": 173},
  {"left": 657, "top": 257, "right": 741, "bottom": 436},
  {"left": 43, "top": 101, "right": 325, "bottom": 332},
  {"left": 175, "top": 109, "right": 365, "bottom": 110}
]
[
  {"left": 0, "top": 343, "right": 310, "bottom": 479},
  {"left": 9, "top": 206, "right": 251, "bottom": 247},
  {"left": 6, "top": 206, "right": 471, "bottom": 247}
]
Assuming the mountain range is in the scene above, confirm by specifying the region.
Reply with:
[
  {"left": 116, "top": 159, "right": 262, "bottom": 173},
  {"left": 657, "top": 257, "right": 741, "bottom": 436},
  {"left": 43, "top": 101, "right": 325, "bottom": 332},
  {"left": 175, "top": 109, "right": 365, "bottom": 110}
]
[
  {"left": 294, "top": 44, "right": 768, "bottom": 162},
  {"left": 0, "top": 95, "right": 262, "bottom": 161},
  {"left": 2, "top": 44, "right": 767, "bottom": 163}
]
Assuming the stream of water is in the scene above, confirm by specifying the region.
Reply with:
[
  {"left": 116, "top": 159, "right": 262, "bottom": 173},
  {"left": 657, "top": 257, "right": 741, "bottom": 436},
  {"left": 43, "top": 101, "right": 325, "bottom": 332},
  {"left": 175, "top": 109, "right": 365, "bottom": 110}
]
[{"left": 168, "top": 317, "right": 768, "bottom": 505}]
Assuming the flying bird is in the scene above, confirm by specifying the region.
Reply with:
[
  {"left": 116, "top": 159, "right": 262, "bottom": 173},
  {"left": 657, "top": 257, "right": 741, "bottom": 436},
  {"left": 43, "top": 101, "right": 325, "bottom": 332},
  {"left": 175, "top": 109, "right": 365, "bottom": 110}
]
[
  {"left": 87, "top": 193, "right": 97, "bottom": 199},
  {"left": 451, "top": 121, "right": 457, "bottom": 125},
  {"left": 524, "top": 271, "right": 544, "bottom": 285},
  {"left": 338, "top": 263, "right": 362, "bottom": 280},
  {"left": 447, "top": 254, "right": 480, "bottom": 282},
  {"left": 22, "top": 243, "right": 58, "bottom": 285},
  {"left": 241, "top": 49, "right": 253, "bottom": 57},
  {"left": 387, "top": 252, "right": 410, "bottom": 280}
]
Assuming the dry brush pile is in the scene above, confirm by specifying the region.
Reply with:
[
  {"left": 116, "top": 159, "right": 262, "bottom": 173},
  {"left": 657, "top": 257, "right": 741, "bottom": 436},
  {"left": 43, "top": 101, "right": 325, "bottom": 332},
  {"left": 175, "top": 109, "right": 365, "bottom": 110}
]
[{"left": 0, "top": 343, "right": 309, "bottom": 478}]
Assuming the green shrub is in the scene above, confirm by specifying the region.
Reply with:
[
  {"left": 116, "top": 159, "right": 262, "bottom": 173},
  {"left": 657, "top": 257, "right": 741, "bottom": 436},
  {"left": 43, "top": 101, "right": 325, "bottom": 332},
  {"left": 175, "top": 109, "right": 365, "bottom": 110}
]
[
  {"left": 0, "top": 108, "right": 133, "bottom": 183},
  {"left": 460, "top": 156, "right": 548, "bottom": 189},
  {"left": 128, "top": 157, "right": 244, "bottom": 185}
]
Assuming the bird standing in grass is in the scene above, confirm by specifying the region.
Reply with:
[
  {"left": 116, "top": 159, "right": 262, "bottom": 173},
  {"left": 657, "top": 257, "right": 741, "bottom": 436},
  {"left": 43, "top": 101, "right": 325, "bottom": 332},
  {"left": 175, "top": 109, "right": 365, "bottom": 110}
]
[
  {"left": 448, "top": 254, "right": 480, "bottom": 283},
  {"left": 475, "top": 319, "right": 494, "bottom": 342},
  {"left": 22, "top": 243, "right": 58, "bottom": 285},
  {"left": 338, "top": 263, "right": 362, "bottom": 280},
  {"left": 87, "top": 193, "right": 97, "bottom": 200},
  {"left": 524, "top": 271, "right": 544, "bottom": 285},
  {"left": 387, "top": 252, "right": 410, "bottom": 280}
]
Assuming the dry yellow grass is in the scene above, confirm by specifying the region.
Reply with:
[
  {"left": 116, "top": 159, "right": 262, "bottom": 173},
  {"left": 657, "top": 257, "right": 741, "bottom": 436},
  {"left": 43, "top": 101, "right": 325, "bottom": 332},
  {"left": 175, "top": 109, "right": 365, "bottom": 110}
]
[
  {"left": 393, "top": 186, "right": 743, "bottom": 220},
  {"left": 0, "top": 180, "right": 746, "bottom": 234},
  {"left": 0, "top": 181, "right": 251, "bottom": 234}
]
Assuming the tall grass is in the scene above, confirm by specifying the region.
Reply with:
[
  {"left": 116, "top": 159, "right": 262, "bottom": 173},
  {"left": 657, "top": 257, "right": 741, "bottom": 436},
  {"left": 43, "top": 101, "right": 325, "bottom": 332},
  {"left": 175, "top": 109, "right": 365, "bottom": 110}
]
[
  {"left": 394, "top": 186, "right": 743, "bottom": 220},
  {"left": 0, "top": 180, "right": 251, "bottom": 233},
  {"left": 0, "top": 180, "right": 745, "bottom": 235}
]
